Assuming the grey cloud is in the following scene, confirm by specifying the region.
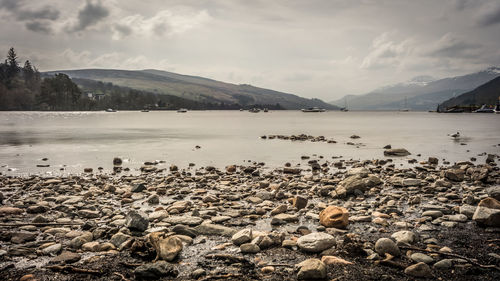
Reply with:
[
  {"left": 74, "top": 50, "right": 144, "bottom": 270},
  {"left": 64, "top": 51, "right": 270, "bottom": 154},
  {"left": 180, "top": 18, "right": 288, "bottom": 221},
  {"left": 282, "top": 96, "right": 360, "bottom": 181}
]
[
  {"left": 152, "top": 22, "right": 168, "bottom": 36},
  {"left": 112, "top": 23, "right": 133, "bottom": 38},
  {"left": 0, "top": 0, "right": 58, "bottom": 34},
  {"left": 16, "top": 6, "right": 60, "bottom": 21},
  {"left": 454, "top": 0, "right": 477, "bottom": 11},
  {"left": 25, "top": 20, "right": 52, "bottom": 34},
  {"left": 0, "top": 0, "right": 18, "bottom": 11},
  {"left": 476, "top": 4, "right": 500, "bottom": 26},
  {"left": 428, "top": 34, "right": 482, "bottom": 58},
  {"left": 70, "top": 0, "right": 110, "bottom": 32},
  {"left": 0, "top": 0, "right": 60, "bottom": 21}
]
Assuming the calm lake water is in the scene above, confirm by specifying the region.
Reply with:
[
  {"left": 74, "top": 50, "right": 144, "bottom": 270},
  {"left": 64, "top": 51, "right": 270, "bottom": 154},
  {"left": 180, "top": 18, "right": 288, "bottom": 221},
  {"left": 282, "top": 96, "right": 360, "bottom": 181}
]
[{"left": 1, "top": 111, "right": 499, "bottom": 176}]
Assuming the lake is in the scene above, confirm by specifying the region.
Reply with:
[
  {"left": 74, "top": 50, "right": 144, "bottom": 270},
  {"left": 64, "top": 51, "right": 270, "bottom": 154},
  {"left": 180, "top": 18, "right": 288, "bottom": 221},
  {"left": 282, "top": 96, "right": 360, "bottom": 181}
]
[{"left": 1, "top": 111, "right": 499, "bottom": 176}]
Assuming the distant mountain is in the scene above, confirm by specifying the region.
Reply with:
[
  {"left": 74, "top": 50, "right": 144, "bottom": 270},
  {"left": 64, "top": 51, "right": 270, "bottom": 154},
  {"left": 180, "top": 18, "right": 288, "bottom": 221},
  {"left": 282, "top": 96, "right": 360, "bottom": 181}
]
[
  {"left": 44, "top": 69, "right": 338, "bottom": 110},
  {"left": 439, "top": 76, "right": 500, "bottom": 109},
  {"left": 330, "top": 67, "right": 500, "bottom": 110}
]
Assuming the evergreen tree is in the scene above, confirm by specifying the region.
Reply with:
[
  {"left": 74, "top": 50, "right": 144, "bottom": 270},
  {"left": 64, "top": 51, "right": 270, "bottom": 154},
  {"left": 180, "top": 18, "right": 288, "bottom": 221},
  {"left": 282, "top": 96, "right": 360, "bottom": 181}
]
[{"left": 6, "top": 47, "right": 20, "bottom": 78}]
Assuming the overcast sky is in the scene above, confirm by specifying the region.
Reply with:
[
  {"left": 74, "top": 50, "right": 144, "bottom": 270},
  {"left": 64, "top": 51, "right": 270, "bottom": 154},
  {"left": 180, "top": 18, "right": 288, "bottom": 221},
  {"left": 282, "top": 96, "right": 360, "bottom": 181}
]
[{"left": 1, "top": 0, "right": 499, "bottom": 100}]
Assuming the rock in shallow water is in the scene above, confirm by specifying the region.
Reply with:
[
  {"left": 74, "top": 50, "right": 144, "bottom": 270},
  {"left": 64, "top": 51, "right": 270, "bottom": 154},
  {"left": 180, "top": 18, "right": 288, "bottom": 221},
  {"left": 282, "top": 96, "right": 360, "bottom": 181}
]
[{"left": 384, "top": 148, "right": 410, "bottom": 156}]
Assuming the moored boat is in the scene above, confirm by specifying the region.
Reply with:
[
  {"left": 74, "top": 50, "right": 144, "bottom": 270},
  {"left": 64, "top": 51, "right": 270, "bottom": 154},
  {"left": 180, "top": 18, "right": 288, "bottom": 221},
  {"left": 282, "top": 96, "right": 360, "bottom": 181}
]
[
  {"left": 177, "top": 108, "right": 188, "bottom": 113},
  {"left": 301, "top": 107, "right": 325, "bottom": 112},
  {"left": 105, "top": 108, "right": 116, "bottom": 112}
]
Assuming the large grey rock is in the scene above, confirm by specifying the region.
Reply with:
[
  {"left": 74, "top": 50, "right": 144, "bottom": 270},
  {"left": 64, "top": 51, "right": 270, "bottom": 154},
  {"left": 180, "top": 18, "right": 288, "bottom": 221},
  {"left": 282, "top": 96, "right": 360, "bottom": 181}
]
[
  {"left": 297, "top": 232, "right": 335, "bottom": 253},
  {"left": 297, "top": 258, "right": 327, "bottom": 280},
  {"left": 126, "top": 210, "right": 149, "bottom": 232},
  {"left": 134, "top": 261, "right": 178, "bottom": 280},
  {"left": 473, "top": 206, "right": 500, "bottom": 227},
  {"left": 375, "top": 238, "right": 400, "bottom": 256},
  {"left": 337, "top": 175, "right": 382, "bottom": 195},
  {"left": 442, "top": 169, "right": 465, "bottom": 182}
]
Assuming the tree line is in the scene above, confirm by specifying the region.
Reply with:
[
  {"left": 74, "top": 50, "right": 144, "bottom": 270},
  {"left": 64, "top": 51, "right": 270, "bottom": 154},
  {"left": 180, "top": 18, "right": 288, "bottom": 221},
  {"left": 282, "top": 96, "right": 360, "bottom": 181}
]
[
  {"left": 0, "top": 47, "right": 86, "bottom": 110},
  {"left": 0, "top": 48, "right": 284, "bottom": 111}
]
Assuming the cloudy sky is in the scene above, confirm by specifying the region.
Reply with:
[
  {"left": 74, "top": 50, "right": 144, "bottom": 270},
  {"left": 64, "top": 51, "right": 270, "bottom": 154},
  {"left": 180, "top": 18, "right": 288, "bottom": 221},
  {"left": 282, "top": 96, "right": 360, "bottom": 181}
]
[{"left": 1, "top": 0, "right": 500, "bottom": 100}]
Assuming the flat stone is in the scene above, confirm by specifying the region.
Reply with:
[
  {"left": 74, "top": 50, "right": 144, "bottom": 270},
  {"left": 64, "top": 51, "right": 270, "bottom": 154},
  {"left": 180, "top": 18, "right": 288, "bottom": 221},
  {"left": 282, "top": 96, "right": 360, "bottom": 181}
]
[
  {"left": 0, "top": 207, "right": 23, "bottom": 215},
  {"left": 297, "top": 232, "right": 335, "bottom": 253},
  {"left": 422, "top": 210, "right": 443, "bottom": 219},
  {"left": 433, "top": 259, "right": 453, "bottom": 269},
  {"left": 194, "top": 223, "right": 236, "bottom": 237},
  {"left": 321, "top": 255, "right": 353, "bottom": 265},
  {"left": 384, "top": 148, "right": 411, "bottom": 156},
  {"left": 134, "top": 261, "right": 178, "bottom": 280},
  {"left": 164, "top": 216, "right": 203, "bottom": 226},
  {"left": 273, "top": 213, "right": 299, "bottom": 222},
  {"left": 52, "top": 251, "right": 81, "bottom": 264},
  {"left": 11, "top": 232, "right": 37, "bottom": 244},
  {"left": 410, "top": 253, "right": 434, "bottom": 264}
]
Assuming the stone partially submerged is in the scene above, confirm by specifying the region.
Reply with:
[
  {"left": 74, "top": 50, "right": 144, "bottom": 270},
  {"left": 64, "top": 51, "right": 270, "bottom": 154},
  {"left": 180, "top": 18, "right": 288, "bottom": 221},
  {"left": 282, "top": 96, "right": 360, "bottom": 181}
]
[{"left": 384, "top": 148, "right": 411, "bottom": 156}]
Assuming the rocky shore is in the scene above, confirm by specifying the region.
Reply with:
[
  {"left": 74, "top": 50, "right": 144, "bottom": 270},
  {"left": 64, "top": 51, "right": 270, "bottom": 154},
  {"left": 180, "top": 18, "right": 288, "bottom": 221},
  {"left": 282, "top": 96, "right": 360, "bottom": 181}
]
[{"left": 1, "top": 153, "right": 500, "bottom": 280}]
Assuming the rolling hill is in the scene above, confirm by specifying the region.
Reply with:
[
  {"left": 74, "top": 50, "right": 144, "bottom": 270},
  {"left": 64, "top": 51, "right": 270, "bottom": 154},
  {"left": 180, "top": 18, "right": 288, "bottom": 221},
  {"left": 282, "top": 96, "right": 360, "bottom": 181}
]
[
  {"left": 439, "top": 76, "right": 500, "bottom": 109},
  {"left": 44, "top": 69, "right": 338, "bottom": 110},
  {"left": 330, "top": 67, "right": 500, "bottom": 111}
]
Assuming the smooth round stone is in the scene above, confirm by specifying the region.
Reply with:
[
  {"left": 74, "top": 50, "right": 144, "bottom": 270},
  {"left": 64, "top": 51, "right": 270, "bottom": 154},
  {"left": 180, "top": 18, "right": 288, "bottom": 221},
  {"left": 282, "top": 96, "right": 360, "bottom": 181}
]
[
  {"left": 240, "top": 243, "right": 260, "bottom": 253},
  {"left": 410, "top": 252, "right": 434, "bottom": 264},
  {"left": 375, "top": 238, "right": 400, "bottom": 256},
  {"left": 433, "top": 259, "right": 453, "bottom": 269}
]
